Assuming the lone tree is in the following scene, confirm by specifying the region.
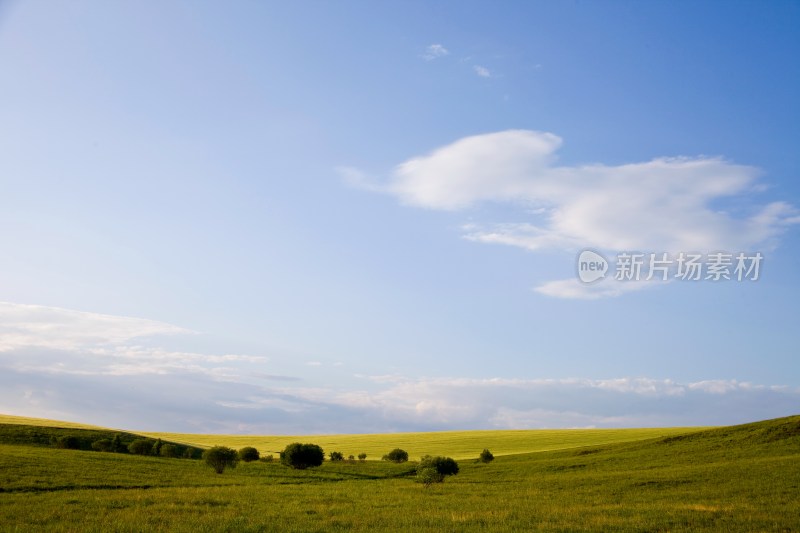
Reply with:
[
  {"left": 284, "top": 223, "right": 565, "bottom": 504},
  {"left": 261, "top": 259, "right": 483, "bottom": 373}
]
[
  {"left": 329, "top": 451, "right": 344, "bottom": 462},
  {"left": 479, "top": 448, "right": 494, "bottom": 463},
  {"left": 416, "top": 455, "right": 459, "bottom": 486},
  {"left": 203, "top": 446, "right": 239, "bottom": 474},
  {"left": 280, "top": 443, "right": 324, "bottom": 470},
  {"left": 383, "top": 448, "right": 409, "bottom": 463},
  {"left": 238, "top": 446, "right": 260, "bottom": 462}
]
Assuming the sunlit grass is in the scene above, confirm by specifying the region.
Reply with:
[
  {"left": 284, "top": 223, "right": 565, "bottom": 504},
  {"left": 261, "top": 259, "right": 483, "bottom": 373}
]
[
  {"left": 143, "top": 426, "right": 707, "bottom": 460},
  {"left": 1, "top": 415, "right": 797, "bottom": 531}
]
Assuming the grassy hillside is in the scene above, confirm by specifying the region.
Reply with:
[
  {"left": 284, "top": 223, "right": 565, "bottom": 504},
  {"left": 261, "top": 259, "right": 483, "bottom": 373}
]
[
  {"left": 144, "top": 426, "right": 705, "bottom": 460},
  {"left": 0, "top": 417, "right": 204, "bottom": 458},
  {"left": 0, "top": 415, "right": 797, "bottom": 531},
  {"left": 0, "top": 414, "right": 110, "bottom": 430}
]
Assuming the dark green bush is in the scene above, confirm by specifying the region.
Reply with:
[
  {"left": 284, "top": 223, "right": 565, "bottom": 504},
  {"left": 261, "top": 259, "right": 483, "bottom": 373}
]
[
  {"left": 91, "top": 439, "right": 113, "bottom": 452},
  {"left": 329, "top": 451, "right": 344, "bottom": 461},
  {"left": 238, "top": 446, "right": 260, "bottom": 462},
  {"left": 54, "top": 435, "right": 81, "bottom": 450},
  {"left": 260, "top": 454, "right": 274, "bottom": 463},
  {"left": 203, "top": 446, "right": 239, "bottom": 474},
  {"left": 416, "top": 455, "right": 459, "bottom": 485},
  {"left": 479, "top": 448, "right": 494, "bottom": 463},
  {"left": 280, "top": 443, "right": 324, "bottom": 469},
  {"left": 111, "top": 434, "right": 126, "bottom": 453},
  {"left": 160, "top": 443, "right": 179, "bottom": 458},
  {"left": 128, "top": 439, "right": 154, "bottom": 455},
  {"left": 358, "top": 453, "right": 367, "bottom": 461},
  {"left": 383, "top": 448, "right": 409, "bottom": 463}
]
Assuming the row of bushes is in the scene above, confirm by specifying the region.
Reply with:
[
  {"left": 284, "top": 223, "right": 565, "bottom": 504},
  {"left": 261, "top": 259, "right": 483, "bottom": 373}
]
[
  {"left": 53, "top": 434, "right": 200, "bottom": 459},
  {"left": 204, "top": 444, "right": 495, "bottom": 487}
]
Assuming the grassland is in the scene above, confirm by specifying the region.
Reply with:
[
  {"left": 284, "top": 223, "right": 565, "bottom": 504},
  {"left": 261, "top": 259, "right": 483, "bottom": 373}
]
[
  {"left": 0, "top": 414, "right": 798, "bottom": 532},
  {"left": 143, "top": 426, "right": 706, "bottom": 460},
  {"left": 0, "top": 414, "right": 109, "bottom": 431}
]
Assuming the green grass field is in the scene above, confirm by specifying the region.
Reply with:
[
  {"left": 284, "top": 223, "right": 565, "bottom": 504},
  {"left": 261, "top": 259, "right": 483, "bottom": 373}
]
[
  {"left": 0, "top": 414, "right": 798, "bottom": 532},
  {"left": 143, "top": 426, "right": 706, "bottom": 460}
]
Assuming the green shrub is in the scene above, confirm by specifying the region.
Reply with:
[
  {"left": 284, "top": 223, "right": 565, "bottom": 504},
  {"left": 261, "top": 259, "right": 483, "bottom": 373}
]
[
  {"left": 260, "top": 454, "right": 274, "bottom": 463},
  {"left": 383, "top": 448, "right": 408, "bottom": 463},
  {"left": 203, "top": 446, "right": 239, "bottom": 474},
  {"left": 280, "top": 443, "right": 324, "bottom": 469},
  {"left": 238, "top": 446, "right": 260, "bottom": 462},
  {"left": 91, "top": 439, "right": 113, "bottom": 452},
  {"left": 160, "top": 444, "right": 179, "bottom": 458},
  {"left": 479, "top": 448, "right": 494, "bottom": 463},
  {"left": 152, "top": 438, "right": 163, "bottom": 456},
  {"left": 348, "top": 454, "right": 355, "bottom": 461},
  {"left": 54, "top": 435, "right": 81, "bottom": 450},
  {"left": 416, "top": 466, "right": 444, "bottom": 487},
  {"left": 416, "top": 455, "right": 459, "bottom": 485},
  {"left": 358, "top": 453, "right": 367, "bottom": 462},
  {"left": 329, "top": 451, "right": 344, "bottom": 462},
  {"left": 128, "top": 439, "right": 154, "bottom": 455}
]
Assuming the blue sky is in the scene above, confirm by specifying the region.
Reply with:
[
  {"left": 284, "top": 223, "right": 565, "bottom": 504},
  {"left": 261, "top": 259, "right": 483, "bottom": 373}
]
[{"left": 1, "top": 1, "right": 798, "bottom": 433}]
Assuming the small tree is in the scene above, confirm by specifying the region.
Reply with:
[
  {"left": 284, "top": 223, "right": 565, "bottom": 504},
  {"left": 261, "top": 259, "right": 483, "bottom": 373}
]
[
  {"left": 281, "top": 443, "right": 324, "bottom": 470},
  {"left": 348, "top": 454, "right": 355, "bottom": 462},
  {"left": 203, "top": 446, "right": 239, "bottom": 474},
  {"left": 358, "top": 453, "right": 367, "bottom": 462},
  {"left": 111, "top": 434, "right": 125, "bottom": 453},
  {"left": 261, "top": 454, "right": 274, "bottom": 463},
  {"left": 92, "top": 439, "right": 113, "bottom": 452},
  {"left": 416, "top": 455, "right": 459, "bottom": 485},
  {"left": 128, "top": 439, "right": 154, "bottom": 455},
  {"left": 329, "top": 451, "right": 344, "bottom": 462},
  {"left": 479, "top": 448, "right": 494, "bottom": 463},
  {"left": 238, "top": 447, "right": 260, "bottom": 462},
  {"left": 383, "top": 448, "right": 409, "bottom": 463}
]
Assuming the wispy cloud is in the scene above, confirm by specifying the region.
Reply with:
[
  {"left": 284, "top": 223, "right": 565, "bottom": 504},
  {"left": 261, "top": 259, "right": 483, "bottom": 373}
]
[
  {"left": 2, "top": 302, "right": 796, "bottom": 432},
  {"left": 473, "top": 65, "right": 491, "bottom": 77},
  {"left": 344, "top": 130, "right": 798, "bottom": 298},
  {"left": 0, "top": 301, "right": 268, "bottom": 377},
  {"left": 422, "top": 43, "right": 449, "bottom": 61}
]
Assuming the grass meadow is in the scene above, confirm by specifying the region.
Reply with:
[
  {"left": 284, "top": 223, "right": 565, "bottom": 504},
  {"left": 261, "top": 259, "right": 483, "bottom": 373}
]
[
  {"left": 0, "top": 414, "right": 798, "bottom": 532},
  {"left": 142, "top": 426, "right": 705, "bottom": 461}
]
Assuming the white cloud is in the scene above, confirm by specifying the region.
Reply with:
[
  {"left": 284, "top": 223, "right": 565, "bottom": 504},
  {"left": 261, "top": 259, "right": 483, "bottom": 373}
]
[
  {"left": 474, "top": 65, "right": 491, "bottom": 77},
  {"left": 348, "top": 130, "right": 798, "bottom": 298},
  {"left": 422, "top": 43, "right": 449, "bottom": 61},
  {"left": 280, "top": 375, "right": 800, "bottom": 430},
  {"left": 0, "top": 301, "right": 268, "bottom": 377},
  {"left": 0, "top": 301, "right": 190, "bottom": 353},
  {"left": 533, "top": 278, "right": 661, "bottom": 300}
]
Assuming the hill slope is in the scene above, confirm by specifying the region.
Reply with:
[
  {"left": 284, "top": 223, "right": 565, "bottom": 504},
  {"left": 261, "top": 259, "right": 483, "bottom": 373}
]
[
  {"left": 0, "top": 415, "right": 797, "bottom": 531},
  {"left": 143, "top": 426, "right": 705, "bottom": 460}
]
